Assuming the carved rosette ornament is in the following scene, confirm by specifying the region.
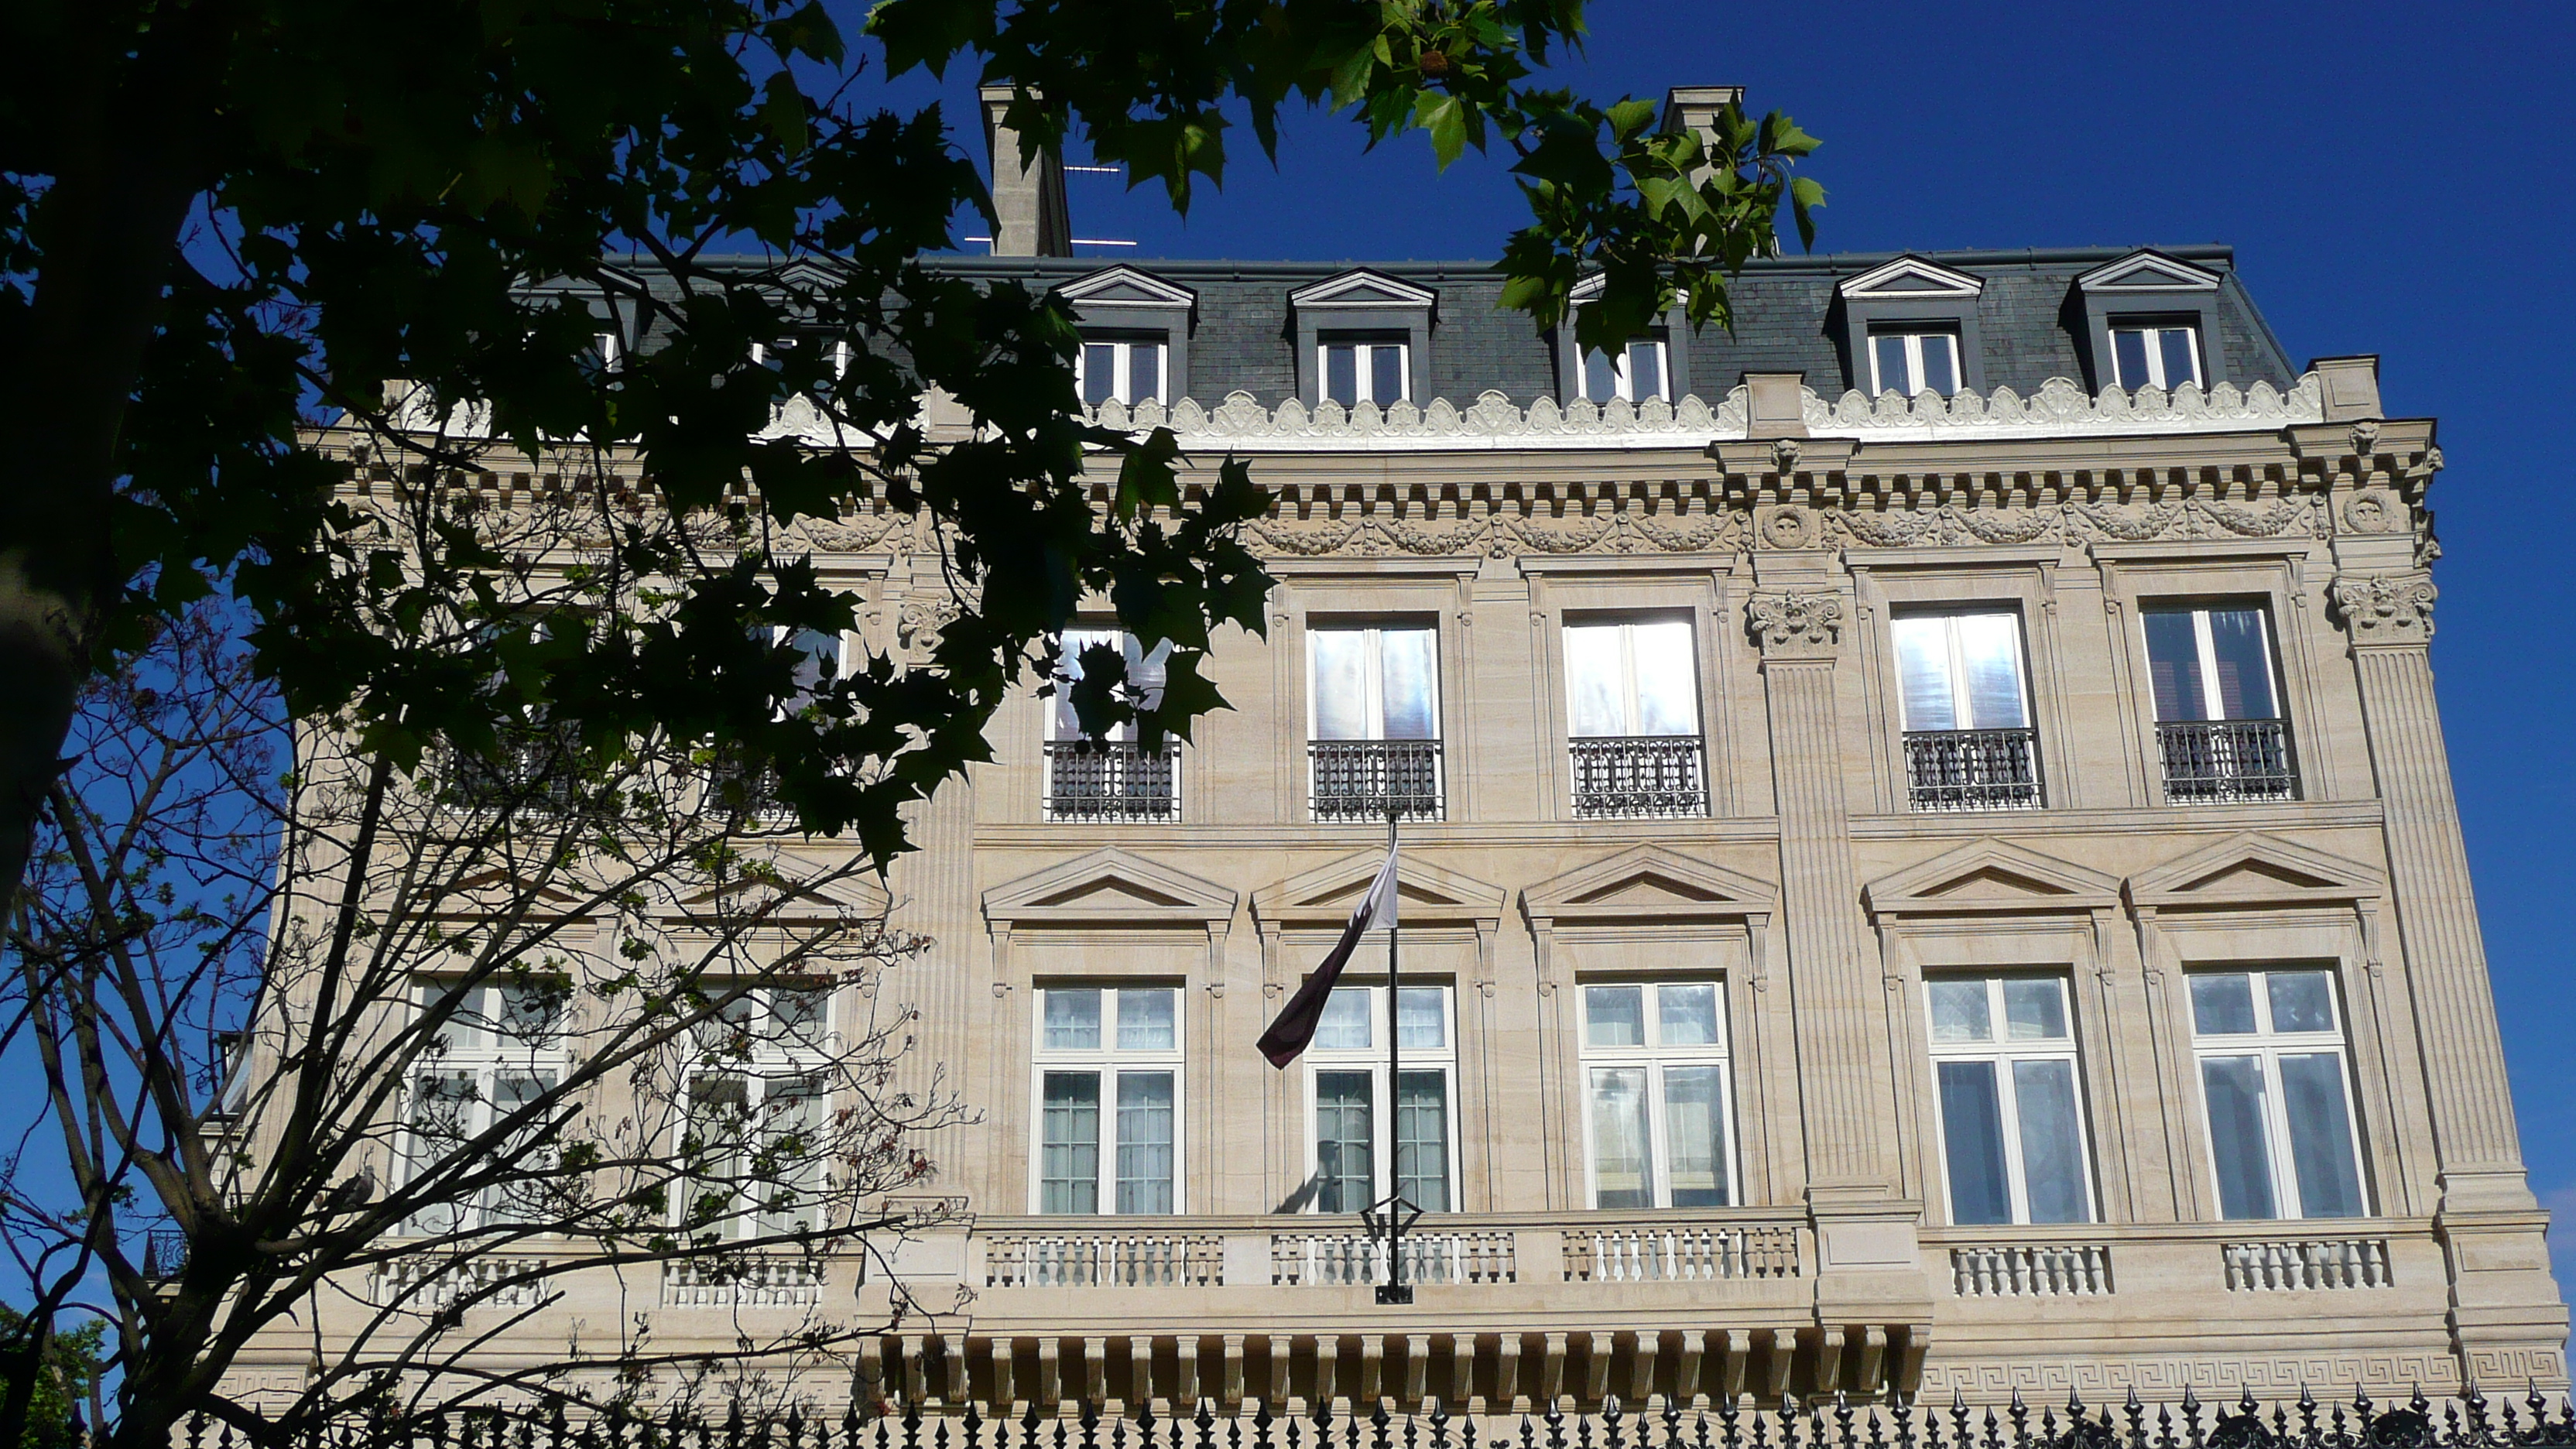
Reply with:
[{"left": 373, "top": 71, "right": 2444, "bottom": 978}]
[
  {"left": 1746, "top": 591, "right": 1845, "bottom": 659},
  {"left": 2331, "top": 573, "right": 2437, "bottom": 645}
]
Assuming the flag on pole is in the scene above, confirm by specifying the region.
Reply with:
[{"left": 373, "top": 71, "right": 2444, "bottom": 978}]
[{"left": 1257, "top": 844, "right": 1399, "bottom": 1068}]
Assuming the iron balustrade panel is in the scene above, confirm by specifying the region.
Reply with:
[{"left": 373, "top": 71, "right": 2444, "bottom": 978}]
[
  {"left": 1308, "top": 740, "right": 1444, "bottom": 822},
  {"left": 1043, "top": 741, "right": 1181, "bottom": 823},
  {"left": 1903, "top": 728, "right": 2043, "bottom": 813},
  {"left": 2158, "top": 718, "right": 2297, "bottom": 803},
  {"left": 1570, "top": 736, "right": 1708, "bottom": 818}
]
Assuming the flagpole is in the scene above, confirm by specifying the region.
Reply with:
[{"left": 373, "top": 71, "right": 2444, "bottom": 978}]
[{"left": 1378, "top": 805, "right": 1411, "bottom": 1304}]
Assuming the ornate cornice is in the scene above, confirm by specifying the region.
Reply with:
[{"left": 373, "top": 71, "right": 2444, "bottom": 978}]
[
  {"left": 1747, "top": 591, "right": 1845, "bottom": 659},
  {"left": 2331, "top": 573, "right": 2437, "bottom": 646}
]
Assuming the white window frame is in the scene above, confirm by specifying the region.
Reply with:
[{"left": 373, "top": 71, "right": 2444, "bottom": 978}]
[
  {"left": 1889, "top": 610, "right": 2032, "bottom": 733},
  {"left": 1029, "top": 985, "right": 1186, "bottom": 1214},
  {"left": 1077, "top": 336, "right": 1167, "bottom": 408},
  {"left": 1576, "top": 980, "right": 1738, "bottom": 1210},
  {"left": 1302, "top": 983, "right": 1459, "bottom": 1213},
  {"left": 1576, "top": 338, "right": 1672, "bottom": 403},
  {"left": 1867, "top": 327, "right": 1963, "bottom": 398},
  {"left": 1305, "top": 624, "right": 1440, "bottom": 742},
  {"left": 1318, "top": 339, "right": 1410, "bottom": 406},
  {"left": 2141, "top": 604, "right": 2281, "bottom": 723},
  {"left": 682, "top": 984, "right": 835, "bottom": 1240},
  {"left": 2187, "top": 968, "right": 2371, "bottom": 1221},
  {"left": 1561, "top": 617, "right": 1701, "bottom": 739},
  {"left": 406, "top": 980, "right": 572, "bottom": 1235},
  {"left": 2108, "top": 321, "right": 2203, "bottom": 389},
  {"left": 1923, "top": 972, "right": 2099, "bottom": 1226}
]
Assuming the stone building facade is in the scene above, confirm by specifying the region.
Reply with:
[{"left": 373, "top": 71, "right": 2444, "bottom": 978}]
[{"left": 244, "top": 86, "right": 2565, "bottom": 1418}]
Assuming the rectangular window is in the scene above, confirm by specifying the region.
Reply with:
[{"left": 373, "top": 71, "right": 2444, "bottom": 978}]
[
  {"left": 1078, "top": 336, "right": 1166, "bottom": 407},
  {"left": 1869, "top": 327, "right": 1961, "bottom": 397},
  {"left": 1923, "top": 975, "right": 2095, "bottom": 1225},
  {"left": 1321, "top": 337, "right": 1409, "bottom": 407},
  {"left": 1047, "top": 629, "right": 1173, "bottom": 742},
  {"left": 1309, "top": 624, "right": 1441, "bottom": 822},
  {"left": 1893, "top": 611, "right": 2039, "bottom": 812},
  {"left": 1578, "top": 981, "right": 1736, "bottom": 1209},
  {"left": 1578, "top": 338, "right": 1671, "bottom": 403},
  {"left": 1031, "top": 985, "right": 1183, "bottom": 1214},
  {"left": 2143, "top": 604, "right": 2294, "bottom": 803},
  {"left": 406, "top": 980, "right": 570, "bottom": 1235},
  {"left": 1305, "top": 984, "right": 1456, "bottom": 1212},
  {"left": 2189, "top": 969, "right": 2367, "bottom": 1220},
  {"left": 679, "top": 983, "right": 832, "bottom": 1239},
  {"left": 1564, "top": 619, "right": 1700, "bottom": 738},
  {"left": 2110, "top": 321, "right": 2201, "bottom": 390}
]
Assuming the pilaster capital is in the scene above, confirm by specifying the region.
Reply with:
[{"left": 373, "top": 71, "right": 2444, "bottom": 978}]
[
  {"left": 2331, "top": 571, "right": 2437, "bottom": 646},
  {"left": 1746, "top": 589, "right": 1845, "bottom": 659}
]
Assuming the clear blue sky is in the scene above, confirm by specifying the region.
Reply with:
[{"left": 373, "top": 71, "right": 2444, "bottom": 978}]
[{"left": 1005, "top": 1, "right": 2576, "bottom": 1282}]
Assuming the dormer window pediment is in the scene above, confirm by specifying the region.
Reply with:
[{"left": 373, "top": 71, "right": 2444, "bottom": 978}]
[
  {"left": 2076, "top": 250, "right": 2222, "bottom": 293},
  {"left": 1832, "top": 254, "right": 1989, "bottom": 397},
  {"left": 1288, "top": 269, "right": 1439, "bottom": 311},
  {"left": 1291, "top": 269, "right": 1436, "bottom": 407},
  {"left": 1838, "top": 255, "right": 1985, "bottom": 301},
  {"left": 2072, "top": 249, "right": 2230, "bottom": 391},
  {"left": 1058, "top": 267, "right": 1196, "bottom": 403},
  {"left": 1058, "top": 265, "right": 1198, "bottom": 311}
]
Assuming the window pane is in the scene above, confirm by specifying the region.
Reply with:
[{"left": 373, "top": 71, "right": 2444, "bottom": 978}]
[
  {"left": 2267, "top": 971, "right": 2336, "bottom": 1034},
  {"left": 1116, "top": 988, "right": 1177, "bottom": 1051},
  {"left": 2112, "top": 329, "right": 2151, "bottom": 389},
  {"left": 2012, "top": 1059, "right": 2091, "bottom": 1224},
  {"left": 1927, "top": 979, "right": 1992, "bottom": 1043},
  {"left": 1657, "top": 982, "right": 1721, "bottom": 1047},
  {"left": 1083, "top": 343, "right": 1117, "bottom": 407},
  {"left": 1588, "top": 1067, "right": 1653, "bottom": 1209},
  {"left": 2002, "top": 978, "right": 2067, "bottom": 1041},
  {"left": 1130, "top": 341, "right": 1163, "bottom": 404},
  {"left": 1937, "top": 1060, "right": 2013, "bottom": 1225},
  {"left": 1378, "top": 629, "right": 1438, "bottom": 739},
  {"left": 1663, "top": 1064, "right": 1732, "bottom": 1208},
  {"left": 769, "top": 986, "right": 827, "bottom": 1046},
  {"left": 1325, "top": 345, "right": 1358, "bottom": 407},
  {"left": 495, "top": 983, "right": 566, "bottom": 1043},
  {"left": 1054, "top": 628, "right": 1118, "bottom": 738},
  {"left": 1630, "top": 620, "right": 1701, "bottom": 735},
  {"left": 757, "top": 1081, "right": 823, "bottom": 1235},
  {"left": 1874, "top": 334, "right": 1911, "bottom": 396},
  {"left": 1315, "top": 988, "right": 1372, "bottom": 1050},
  {"left": 2191, "top": 975, "right": 2258, "bottom": 1035},
  {"left": 1629, "top": 341, "right": 1665, "bottom": 401},
  {"left": 1563, "top": 623, "right": 1625, "bottom": 737},
  {"left": 407, "top": 1072, "right": 478, "bottom": 1235},
  {"left": 2204, "top": 609, "right": 2276, "bottom": 720},
  {"left": 1954, "top": 613, "right": 2029, "bottom": 730},
  {"left": 2159, "top": 327, "right": 2200, "bottom": 389},
  {"left": 1891, "top": 616, "right": 1958, "bottom": 732},
  {"left": 1115, "top": 1072, "right": 1176, "bottom": 1214},
  {"left": 2201, "top": 1056, "right": 2278, "bottom": 1219},
  {"left": 1585, "top": 985, "right": 1646, "bottom": 1048},
  {"left": 1043, "top": 989, "right": 1102, "bottom": 1050},
  {"left": 1581, "top": 348, "right": 1615, "bottom": 401},
  {"left": 1396, "top": 986, "right": 1445, "bottom": 1050},
  {"left": 1040, "top": 1073, "right": 1101, "bottom": 1214},
  {"left": 1309, "top": 630, "right": 1371, "bottom": 741},
  {"left": 2279, "top": 1053, "right": 2365, "bottom": 1218},
  {"left": 1315, "top": 1071, "right": 1374, "bottom": 1213},
  {"left": 2143, "top": 609, "right": 2209, "bottom": 721},
  {"left": 1371, "top": 344, "right": 1405, "bottom": 404},
  {"left": 1920, "top": 333, "right": 1958, "bottom": 396},
  {"left": 1396, "top": 1070, "right": 1450, "bottom": 1211}
]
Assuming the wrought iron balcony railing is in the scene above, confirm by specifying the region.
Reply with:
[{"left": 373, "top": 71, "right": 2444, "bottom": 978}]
[
  {"left": 444, "top": 724, "right": 587, "bottom": 814},
  {"left": 1570, "top": 736, "right": 1708, "bottom": 818},
  {"left": 1903, "top": 728, "right": 2043, "bottom": 812},
  {"left": 1309, "top": 740, "right": 1444, "bottom": 822},
  {"left": 1043, "top": 740, "right": 1180, "bottom": 823},
  {"left": 2157, "top": 718, "right": 2297, "bottom": 803}
]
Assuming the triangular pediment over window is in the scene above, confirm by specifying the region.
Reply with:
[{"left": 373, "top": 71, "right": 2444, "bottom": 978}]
[
  {"left": 1286, "top": 269, "right": 1438, "bottom": 311},
  {"left": 1522, "top": 844, "right": 1774, "bottom": 930},
  {"left": 984, "top": 848, "right": 1237, "bottom": 930},
  {"left": 2077, "top": 249, "right": 2222, "bottom": 293},
  {"left": 1057, "top": 266, "right": 1197, "bottom": 310},
  {"left": 1862, "top": 840, "right": 2122, "bottom": 918},
  {"left": 1838, "top": 255, "right": 1985, "bottom": 300},
  {"left": 2124, "top": 831, "right": 2382, "bottom": 910},
  {"left": 1252, "top": 851, "right": 1505, "bottom": 932},
  {"left": 433, "top": 866, "right": 591, "bottom": 919},
  {"left": 653, "top": 854, "right": 892, "bottom": 923}
]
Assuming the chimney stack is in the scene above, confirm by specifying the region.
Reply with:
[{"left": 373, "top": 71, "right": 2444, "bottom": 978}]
[{"left": 979, "top": 84, "right": 1071, "bottom": 258}]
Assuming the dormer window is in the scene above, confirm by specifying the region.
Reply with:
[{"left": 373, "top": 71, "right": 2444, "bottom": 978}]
[
  {"left": 1578, "top": 337, "right": 1670, "bottom": 403},
  {"left": 1078, "top": 335, "right": 1166, "bottom": 407},
  {"left": 2109, "top": 320, "right": 2201, "bottom": 391},
  {"left": 1321, "top": 335, "right": 1410, "bottom": 406},
  {"left": 1869, "top": 326, "right": 1961, "bottom": 398},
  {"left": 1837, "top": 257, "right": 1986, "bottom": 398}
]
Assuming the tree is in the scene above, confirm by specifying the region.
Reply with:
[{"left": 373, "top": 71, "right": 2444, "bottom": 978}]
[
  {"left": 4, "top": 585, "right": 965, "bottom": 1449},
  {"left": 0, "top": 0, "right": 1821, "bottom": 909},
  {"left": 0, "top": 1307, "right": 101, "bottom": 1449}
]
